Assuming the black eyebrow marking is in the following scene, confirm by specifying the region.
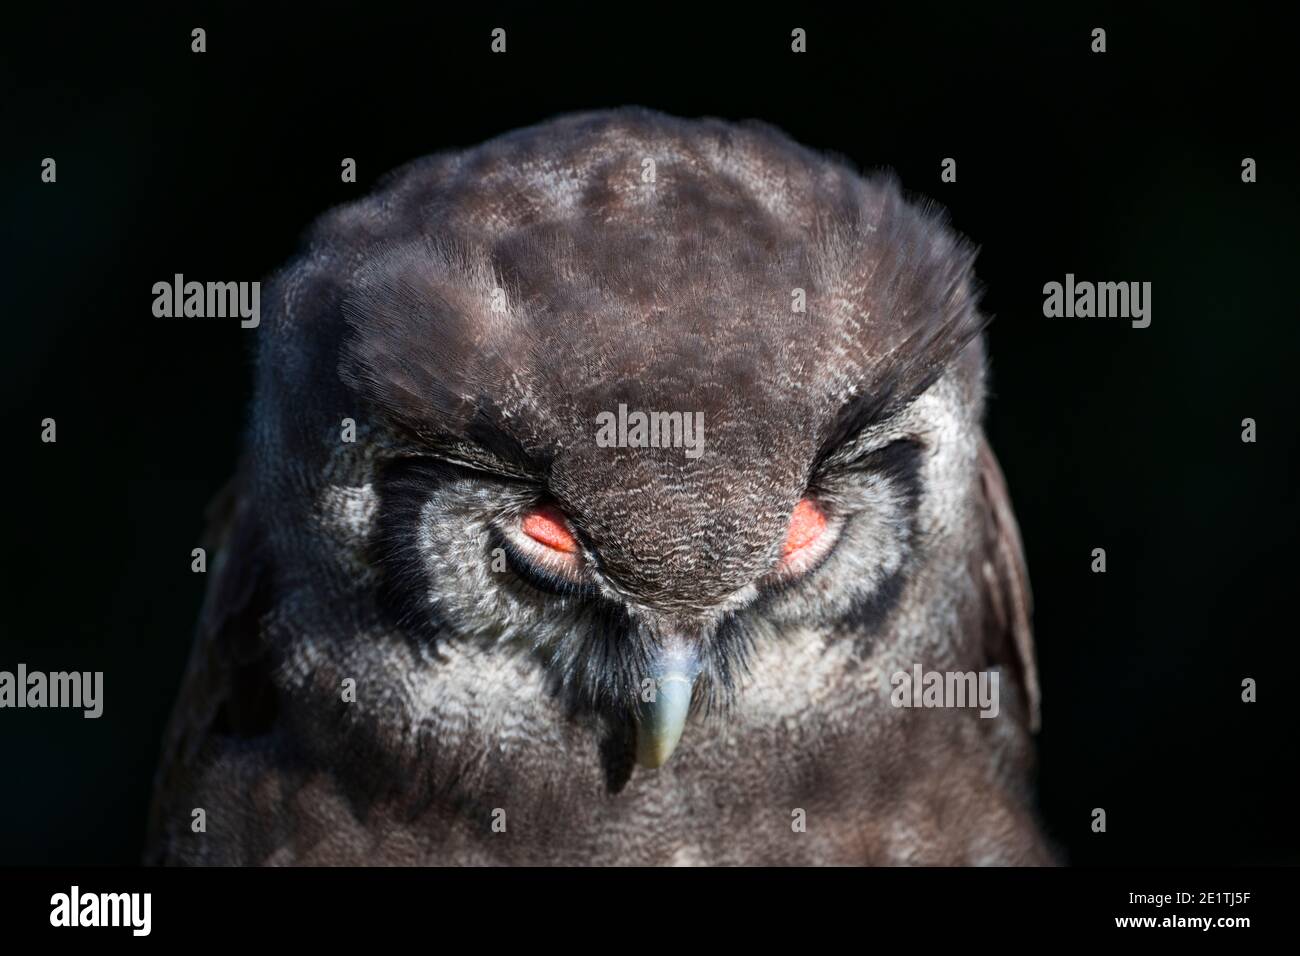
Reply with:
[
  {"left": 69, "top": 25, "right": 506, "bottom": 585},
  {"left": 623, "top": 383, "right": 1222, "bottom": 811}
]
[
  {"left": 412, "top": 406, "right": 551, "bottom": 482},
  {"left": 814, "top": 387, "right": 900, "bottom": 468},
  {"left": 814, "top": 307, "right": 989, "bottom": 469},
  {"left": 812, "top": 421, "right": 927, "bottom": 487},
  {"left": 419, "top": 437, "right": 542, "bottom": 482},
  {"left": 422, "top": 443, "right": 538, "bottom": 481}
]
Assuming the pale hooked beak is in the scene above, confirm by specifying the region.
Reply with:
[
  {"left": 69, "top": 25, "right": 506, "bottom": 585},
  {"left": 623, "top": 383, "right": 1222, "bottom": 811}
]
[{"left": 635, "top": 635, "right": 701, "bottom": 769}]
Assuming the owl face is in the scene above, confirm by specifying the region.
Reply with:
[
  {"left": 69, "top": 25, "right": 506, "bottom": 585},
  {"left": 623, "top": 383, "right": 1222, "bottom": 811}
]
[
  {"left": 366, "top": 391, "right": 964, "bottom": 765},
  {"left": 254, "top": 109, "right": 990, "bottom": 769}
]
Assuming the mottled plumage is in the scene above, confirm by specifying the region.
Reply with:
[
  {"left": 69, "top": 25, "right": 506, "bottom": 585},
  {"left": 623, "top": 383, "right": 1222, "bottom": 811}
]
[{"left": 147, "top": 108, "right": 1050, "bottom": 865}]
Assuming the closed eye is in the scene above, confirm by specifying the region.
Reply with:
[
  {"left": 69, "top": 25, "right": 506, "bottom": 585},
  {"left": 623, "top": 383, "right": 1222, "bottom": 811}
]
[
  {"left": 765, "top": 495, "right": 841, "bottom": 582},
  {"left": 783, "top": 498, "right": 827, "bottom": 557},
  {"left": 522, "top": 504, "right": 578, "bottom": 553},
  {"left": 496, "top": 502, "right": 595, "bottom": 598}
]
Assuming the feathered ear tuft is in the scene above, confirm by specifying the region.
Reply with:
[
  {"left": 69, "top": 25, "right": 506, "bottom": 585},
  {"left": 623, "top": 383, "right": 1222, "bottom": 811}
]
[
  {"left": 337, "top": 238, "right": 541, "bottom": 450},
  {"left": 813, "top": 184, "right": 988, "bottom": 458}
]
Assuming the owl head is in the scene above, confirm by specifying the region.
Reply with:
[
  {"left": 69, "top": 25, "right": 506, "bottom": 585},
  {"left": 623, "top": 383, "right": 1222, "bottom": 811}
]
[{"left": 248, "top": 108, "right": 993, "bottom": 770}]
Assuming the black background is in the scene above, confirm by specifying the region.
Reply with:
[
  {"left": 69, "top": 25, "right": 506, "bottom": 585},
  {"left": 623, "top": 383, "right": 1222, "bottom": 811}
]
[{"left": 2, "top": 3, "right": 1296, "bottom": 866}]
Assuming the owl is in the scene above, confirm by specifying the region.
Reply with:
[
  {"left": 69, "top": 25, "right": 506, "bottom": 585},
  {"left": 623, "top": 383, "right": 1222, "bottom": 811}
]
[{"left": 147, "top": 108, "right": 1051, "bottom": 865}]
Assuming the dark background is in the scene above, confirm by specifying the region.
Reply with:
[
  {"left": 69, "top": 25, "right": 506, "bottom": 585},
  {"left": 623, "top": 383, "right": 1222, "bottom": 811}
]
[{"left": 2, "top": 3, "right": 1296, "bottom": 866}]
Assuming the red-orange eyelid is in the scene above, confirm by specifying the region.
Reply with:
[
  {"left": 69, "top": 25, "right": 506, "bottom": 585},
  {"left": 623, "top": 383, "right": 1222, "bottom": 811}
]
[
  {"left": 521, "top": 505, "right": 578, "bottom": 553},
  {"left": 782, "top": 498, "right": 827, "bottom": 557}
]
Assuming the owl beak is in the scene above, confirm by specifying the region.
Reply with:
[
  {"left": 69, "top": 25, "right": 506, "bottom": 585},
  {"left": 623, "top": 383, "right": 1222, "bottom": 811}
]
[{"left": 634, "top": 636, "right": 700, "bottom": 769}]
